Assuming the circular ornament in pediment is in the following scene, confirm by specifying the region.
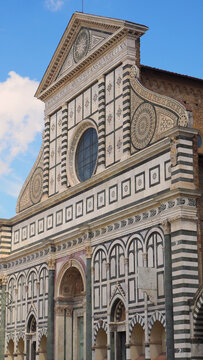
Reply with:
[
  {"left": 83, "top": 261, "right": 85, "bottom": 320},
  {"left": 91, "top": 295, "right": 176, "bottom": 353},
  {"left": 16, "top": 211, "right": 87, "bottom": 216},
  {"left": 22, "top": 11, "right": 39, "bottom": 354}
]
[
  {"left": 131, "top": 102, "right": 156, "bottom": 150},
  {"left": 30, "top": 167, "right": 43, "bottom": 204},
  {"left": 73, "top": 28, "right": 90, "bottom": 63}
]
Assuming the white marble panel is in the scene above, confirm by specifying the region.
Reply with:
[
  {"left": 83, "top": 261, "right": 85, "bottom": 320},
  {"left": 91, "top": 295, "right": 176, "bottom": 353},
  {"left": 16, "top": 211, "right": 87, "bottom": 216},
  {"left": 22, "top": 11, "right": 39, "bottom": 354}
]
[
  {"left": 94, "top": 287, "right": 100, "bottom": 308},
  {"left": 115, "top": 128, "right": 123, "bottom": 162},
  {"left": 56, "top": 110, "right": 62, "bottom": 137},
  {"left": 129, "top": 279, "right": 135, "bottom": 302},
  {"left": 76, "top": 94, "right": 83, "bottom": 123},
  {"left": 158, "top": 273, "right": 164, "bottom": 297},
  {"left": 55, "top": 164, "right": 61, "bottom": 193},
  {"left": 50, "top": 113, "right": 57, "bottom": 141},
  {"left": 56, "top": 137, "right": 62, "bottom": 165},
  {"left": 102, "top": 286, "right": 107, "bottom": 307},
  {"left": 92, "top": 83, "right": 98, "bottom": 114},
  {"left": 49, "top": 167, "right": 55, "bottom": 196},
  {"left": 115, "top": 97, "right": 123, "bottom": 129},
  {"left": 115, "top": 65, "right": 123, "bottom": 97},
  {"left": 105, "top": 71, "right": 114, "bottom": 104},
  {"left": 49, "top": 140, "right": 56, "bottom": 169},
  {"left": 105, "top": 102, "right": 114, "bottom": 135},
  {"left": 105, "top": 133, "right": 114, "bottom": 167},
  {"left": 84, "top": 88, "right": 91, "bottom": 119},
  {"left": 68, "top": 100, "right": 75, "bottom": 129}
]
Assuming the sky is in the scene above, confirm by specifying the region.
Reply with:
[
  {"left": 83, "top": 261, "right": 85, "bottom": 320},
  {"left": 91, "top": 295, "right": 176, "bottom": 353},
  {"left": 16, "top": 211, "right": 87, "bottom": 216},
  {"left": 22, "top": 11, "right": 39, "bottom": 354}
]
[{"left": 0, "top": 0, "right": 202, "bottom": 219}]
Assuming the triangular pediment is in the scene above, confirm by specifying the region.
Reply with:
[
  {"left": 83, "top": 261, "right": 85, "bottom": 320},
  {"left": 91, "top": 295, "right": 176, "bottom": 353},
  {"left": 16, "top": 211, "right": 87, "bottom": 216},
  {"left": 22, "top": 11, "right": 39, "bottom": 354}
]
[{"left": 35, "top": 12, "right": 148, "bottom": 101}]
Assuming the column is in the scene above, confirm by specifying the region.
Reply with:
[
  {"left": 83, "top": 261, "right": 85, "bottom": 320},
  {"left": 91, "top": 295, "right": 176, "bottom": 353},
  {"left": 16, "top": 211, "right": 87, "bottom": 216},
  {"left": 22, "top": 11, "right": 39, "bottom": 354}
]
[
  {"left": 124, "top": 258, "right": 130, "bottom": 360},
  {"left": 142, "top": 253, "right": 150, "bottom": 360},
  {"left": 42, "top": 116, "right": 50, "bottom": 200},
  {"left": 47, "top": 258, "right": 55, "bottom": 360},
  {"left": 0, "top": 275, "right": 7, "bottom": 360},
  {"left": 162, "top": 220, "right": 174, "bottom": 360},
  {"left": 86, "top": 246, "right": 92, "bottom": 360},
  {"left": 97, "top": 75, "right": 106, "bottom": 172}
]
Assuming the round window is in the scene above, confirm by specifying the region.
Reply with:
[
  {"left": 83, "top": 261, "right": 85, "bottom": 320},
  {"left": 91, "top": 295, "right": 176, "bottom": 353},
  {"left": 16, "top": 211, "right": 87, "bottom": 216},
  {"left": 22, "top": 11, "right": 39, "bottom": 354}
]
[{"left": 75, "top": 128, "right": 98, "bottom": 182}]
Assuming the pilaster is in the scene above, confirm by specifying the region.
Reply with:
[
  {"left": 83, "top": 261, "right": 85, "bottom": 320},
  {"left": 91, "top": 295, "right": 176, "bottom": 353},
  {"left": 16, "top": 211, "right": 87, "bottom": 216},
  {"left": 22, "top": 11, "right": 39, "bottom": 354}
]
[
  {"left": 42, "top": 116, "right": 50, "bottom": 200},
  {"left": 47, "top": 257, "right": 55, "bottom": 360},
  {"left": 85, "top": 245, "right": 92, "bottom": 360},
  {"left": 61, "top": 103, "right": 68, "bottom": 188},
  {"left": 0, "top": 275, "right": 8, "bottom": 360},
  {"left": 97, "top": 75, "right": 106, "bottom": 172},
  {"left": 162, "top": 220, "right": 174, "bottom": 360}
]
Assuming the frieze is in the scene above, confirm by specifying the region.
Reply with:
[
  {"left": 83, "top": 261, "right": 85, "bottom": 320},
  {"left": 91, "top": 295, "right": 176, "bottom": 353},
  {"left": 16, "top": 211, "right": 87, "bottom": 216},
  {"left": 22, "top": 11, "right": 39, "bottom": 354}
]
[
  {"left": 45, "top": 40, "right": 127, "bottom": 113},
  {"left": 2, "top": 197, "right": 197, "bottom": 272}
]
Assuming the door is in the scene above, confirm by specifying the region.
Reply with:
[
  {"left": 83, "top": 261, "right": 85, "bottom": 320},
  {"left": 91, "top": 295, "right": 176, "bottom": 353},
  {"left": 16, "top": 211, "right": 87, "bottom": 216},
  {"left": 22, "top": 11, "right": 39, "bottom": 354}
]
[{"left": 117, "top": 332, "right": 126, "bottom": 360}]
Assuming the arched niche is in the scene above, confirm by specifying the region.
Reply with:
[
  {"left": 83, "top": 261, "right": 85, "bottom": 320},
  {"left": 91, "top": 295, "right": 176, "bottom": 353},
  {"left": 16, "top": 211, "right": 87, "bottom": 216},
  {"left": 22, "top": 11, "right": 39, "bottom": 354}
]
[
  {"left": 95, "top": 328, "right": 107, "bottom": 360},
  {"left": 39, "top": 335, "right": 47, "bottom": 360},
  {"left": 7, "top": 339, "right": 14, "bottom": 360},
  {"left": 150, "top": 321, "right": 166, "bottom": 360},
  {"left": 59, "top": 266, "right": 84, "bottom": 300},
  {"left": 130, "top": 323, "right": 145, "bottom": 360},
  {"left": 16, "top": 338, "right": 24, "bottom": 360},
  {"left": 26, "top": 314, "right": 37, "bottom": 360}
]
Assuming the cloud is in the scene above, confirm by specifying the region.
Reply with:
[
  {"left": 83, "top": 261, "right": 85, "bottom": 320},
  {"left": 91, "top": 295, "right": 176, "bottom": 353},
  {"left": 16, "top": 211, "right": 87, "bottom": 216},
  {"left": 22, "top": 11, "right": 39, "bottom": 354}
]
[
  {"left": 45, "top": 0, "right": 64, "bottom": 11},
  {"left": 0, "top": 71, "right": 44, "bottom": 178}
]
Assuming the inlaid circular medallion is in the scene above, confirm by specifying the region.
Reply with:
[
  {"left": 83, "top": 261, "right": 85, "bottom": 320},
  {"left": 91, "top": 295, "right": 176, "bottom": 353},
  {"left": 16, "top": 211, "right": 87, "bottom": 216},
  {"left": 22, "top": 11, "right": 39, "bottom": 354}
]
[
  {"left": 131, "top": 102, "right": 156, "bottom": 150},
  {"left": 73, "top": 29, "right": 90, "bottom": 63},
  {"left": 30, "top": 167, "right": 43, "bottom": 204}
]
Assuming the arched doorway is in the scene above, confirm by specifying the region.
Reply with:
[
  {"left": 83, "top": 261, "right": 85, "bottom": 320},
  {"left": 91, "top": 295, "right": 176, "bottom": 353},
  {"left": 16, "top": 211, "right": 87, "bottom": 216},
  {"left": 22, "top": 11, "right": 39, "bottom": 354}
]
[
  {"left": 55, "top": 263, "right": 85, "bottom": 360},
  {"left": 16, "top": 338, "right": 24, "bottom": 360},
  {"left": 130, "top": 323, "right": 145, "bottom": 360},
  {"left": 95, "top": 328, "right": 107, "bottom": 360},
  {"left": 39, "top": 335, "right": 47, "bottom": 360},
  {"left": 7, "top": 339, "right": 14, "bottom": 360},
  {"left": 110, "top": 299, "right": 126, "bottom": 360},
  {"left": 27, "top": 314, "right": 37, "bottom": 360},
  {"left": 150, "top": 321, "right": 166, "bottom": 360}
]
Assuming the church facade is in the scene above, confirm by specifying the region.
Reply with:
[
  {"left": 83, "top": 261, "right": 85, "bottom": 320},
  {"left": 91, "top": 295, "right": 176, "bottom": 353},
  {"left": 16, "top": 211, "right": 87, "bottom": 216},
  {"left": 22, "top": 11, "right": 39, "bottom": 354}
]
[{"left": 0, "top": 12, "right": 203, "bottom": 360}]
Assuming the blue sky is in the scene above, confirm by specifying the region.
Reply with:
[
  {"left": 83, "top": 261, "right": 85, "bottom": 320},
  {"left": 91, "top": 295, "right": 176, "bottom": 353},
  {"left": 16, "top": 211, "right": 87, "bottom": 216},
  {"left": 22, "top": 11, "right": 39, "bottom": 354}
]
[{"left": 0, "top": 0, "right": 202, "bottom": 219}]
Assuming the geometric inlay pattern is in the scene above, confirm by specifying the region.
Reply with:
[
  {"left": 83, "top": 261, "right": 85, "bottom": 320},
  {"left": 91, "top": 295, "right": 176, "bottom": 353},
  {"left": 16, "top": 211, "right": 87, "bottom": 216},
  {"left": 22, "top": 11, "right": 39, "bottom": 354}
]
[
  {"left": 131, "top": 102, "right": 156, "bottom": 150},
  {"left": 30, "top": 167, "right": 43, "bottom": 204}
]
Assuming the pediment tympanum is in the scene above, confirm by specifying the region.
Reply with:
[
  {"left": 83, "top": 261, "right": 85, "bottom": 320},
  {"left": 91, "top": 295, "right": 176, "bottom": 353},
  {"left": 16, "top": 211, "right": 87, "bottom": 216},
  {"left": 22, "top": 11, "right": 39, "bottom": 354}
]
[
  {"left": 130, "top": 66, "right": 189, "bottom": 151},
  {"left": 57, "top": 27, "right": 112, "bottom": 79}
]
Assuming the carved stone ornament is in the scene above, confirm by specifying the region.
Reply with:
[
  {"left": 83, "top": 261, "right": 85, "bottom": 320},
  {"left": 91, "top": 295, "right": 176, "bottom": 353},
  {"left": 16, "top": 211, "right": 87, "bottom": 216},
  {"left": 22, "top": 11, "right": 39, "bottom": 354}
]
[
  {"left": 55, "top": 304, "right": 73, "bottom": 317},
  {"left": 162, "top": 220, "right": 171, "bottom": 235},
  {"left": 30, "top": 167, "right": 43, "bottom": 204},
  {"left": 130, "top": 66, "right": 189, "bottom": 150},
  {"left": 170, "top": 137, "right": 177, "bottom": 166},
  {"left": 47, "top": 257, "right": 55, "bottom": 270},
  {"left": 85, "top": 245, "right": 92, "bottom": 259},
  {"left": 73, "top": 28, "right": 90, "bottom": 63},
  {"left": 1, "top": 274, "right": 8, "bottom": 285},
  {"left": 131, "top": 102, "right": 156, "bottom": 150}
]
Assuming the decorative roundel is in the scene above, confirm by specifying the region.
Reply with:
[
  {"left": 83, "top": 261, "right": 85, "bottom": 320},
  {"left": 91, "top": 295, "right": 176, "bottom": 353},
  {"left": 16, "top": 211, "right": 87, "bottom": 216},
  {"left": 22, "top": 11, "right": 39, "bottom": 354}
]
[
  {"left": 131, "top": 102, "right": 156, "bottom": 150},
  {"left": 73, "top": 29, "right": 90, "bottom": 63},
  {"left": 30, "top": 167, "right": 43, "bottom": 204}
]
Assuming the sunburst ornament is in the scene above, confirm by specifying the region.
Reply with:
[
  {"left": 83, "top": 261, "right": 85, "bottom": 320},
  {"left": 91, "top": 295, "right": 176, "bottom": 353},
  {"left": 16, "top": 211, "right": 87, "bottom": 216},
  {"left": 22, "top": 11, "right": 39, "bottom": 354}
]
[{"left": 73, "top": 28, "right": 90, "bottom": 63}]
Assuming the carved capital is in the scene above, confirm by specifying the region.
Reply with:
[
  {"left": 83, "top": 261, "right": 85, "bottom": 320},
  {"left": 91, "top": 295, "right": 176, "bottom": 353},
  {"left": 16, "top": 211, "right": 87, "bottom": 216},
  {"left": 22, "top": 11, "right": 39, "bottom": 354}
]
[
  {"left": 55, "top": 304, "right": 73, "bottom": 317},
  {"left": 85, "top": 246, "right": 92, "bottom": 259},
  {"left": 162, "top": 220, "right": 171, "bottom": 235},
  {"left": 47, "top": 257, "right": 55, "bottom": 270},
  {"left": 1, "top": 275, "right": 8, "bottom": 286}
]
